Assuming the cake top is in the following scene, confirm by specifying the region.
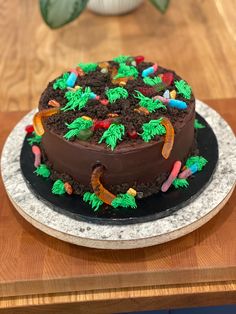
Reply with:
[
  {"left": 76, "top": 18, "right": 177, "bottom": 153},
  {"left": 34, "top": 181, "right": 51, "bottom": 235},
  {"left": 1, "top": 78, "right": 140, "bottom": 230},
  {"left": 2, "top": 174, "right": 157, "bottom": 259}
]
[{"left": 38, "top": 55, "right": 194, "bottom": 151}]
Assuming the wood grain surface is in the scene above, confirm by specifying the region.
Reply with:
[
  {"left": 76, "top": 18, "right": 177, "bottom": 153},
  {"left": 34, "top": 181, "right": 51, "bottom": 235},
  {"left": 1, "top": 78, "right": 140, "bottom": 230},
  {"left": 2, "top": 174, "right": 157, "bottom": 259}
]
[
  {"left": 0, "top": 99, "right": 235, "bottom": 312},
  {"left": 0, "top": 0, "right": 236, "bottom": 311},
  {"left": 0, "top": 0, "right": 236, "bottom": 112}
]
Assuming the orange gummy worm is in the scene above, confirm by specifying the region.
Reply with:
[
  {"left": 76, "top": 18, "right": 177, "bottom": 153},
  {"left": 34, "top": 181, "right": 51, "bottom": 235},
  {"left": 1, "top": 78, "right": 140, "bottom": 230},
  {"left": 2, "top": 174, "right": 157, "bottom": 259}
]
[
  {"left": 161, "top": 117, "right": 175, "bottom": 159},
  {"left": 33, "top": 108, "right": 60, "bottom": 136},
  {"left": 91, "top": 166, "right": 116, "bottom": 205}
]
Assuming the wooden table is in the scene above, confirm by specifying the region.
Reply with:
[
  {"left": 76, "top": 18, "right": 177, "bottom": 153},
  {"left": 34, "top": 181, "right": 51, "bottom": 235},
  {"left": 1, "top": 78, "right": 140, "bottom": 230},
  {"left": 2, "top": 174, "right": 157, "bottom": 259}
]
[
  {"left": 0, "top": 0, "right": 236, "bottom": 312},
  {"left": 0, "top": 99, "right": 235, "bottom": 313}
]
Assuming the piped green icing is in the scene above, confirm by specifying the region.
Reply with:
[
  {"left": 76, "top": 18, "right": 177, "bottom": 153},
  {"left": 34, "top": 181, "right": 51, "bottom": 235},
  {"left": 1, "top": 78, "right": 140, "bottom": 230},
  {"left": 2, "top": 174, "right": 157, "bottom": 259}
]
[
  {"left": 53, "top": 73, "right": 70, "bottom": 90},
  {"left": 34, "top": 164, "right": 51, "bottom": 178},
  {"left": 111, "top": 193, "right": 137, "bottom": 209},
  {"left": 77, "top": 62, "right": 97, "bottom": 73},
  {"left": 27, "top": 132, "right": 42, "bottom": 145},
  {"left": 172, "top": 178, "right": 189, "bottom": 189},
  {"left": 64, "top": 117, "right": 93, "bottom": 140},
  {"left": 52, "top": 180, "right": 65, "bottom": 195},
  {"left": 113, "top": 55, "right": 131, "bottom": 63},
  {"left": 62, "top": 87, "right": 92, "bottom": 111},
  {"left": 143, "top": 76, "right": 162, "bottom": 86},
  {"left": 99, "top": 123, "right": 125, "bottom": 150},
  {"left": 174, "top": 80, "right": 192, "bottom": 99},
  {"left": 114, "top": 63, "right": 138, "bottom": 79},
  {"left": 186, "top": 156, "right": 208, "bottom": 171},
  {"left": 83, "top": 192, "right": 103, "bottom": 211},
  {"left": 194, "top": 119, "right": 205, "bottom": 129},
  {"left": 140, "top": 118, "right": 166, "bottom": 142},
  {"left": 105, "top": 87, "right": 128, "bottom": 103},
  {"left": 134, "top": 90, "right": 166, "bottom": 113}
]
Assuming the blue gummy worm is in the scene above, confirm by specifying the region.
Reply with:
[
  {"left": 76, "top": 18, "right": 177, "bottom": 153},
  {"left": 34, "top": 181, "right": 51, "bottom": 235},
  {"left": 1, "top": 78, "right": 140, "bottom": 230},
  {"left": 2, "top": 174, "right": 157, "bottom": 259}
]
[
  {"left": 89, "top": 92, "right": 97, "bottom": 99},
  {"left": 66, "top": 72, "right": 77, "bottom": 88},
  {"left": 142, "top": 67, "right": 154, "bottom": 77},
  {"left": 169, "top": 99, "right": 187, "bottom": 109},
  {"left": 189, "top": 163, "right": 198, "bottom": 174}
]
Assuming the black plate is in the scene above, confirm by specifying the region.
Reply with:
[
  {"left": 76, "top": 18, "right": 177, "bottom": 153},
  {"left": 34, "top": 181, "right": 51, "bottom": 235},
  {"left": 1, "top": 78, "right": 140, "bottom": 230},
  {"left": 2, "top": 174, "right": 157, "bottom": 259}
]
[{"left": 20, "top": 113, "right": 218, "bottom": 225}]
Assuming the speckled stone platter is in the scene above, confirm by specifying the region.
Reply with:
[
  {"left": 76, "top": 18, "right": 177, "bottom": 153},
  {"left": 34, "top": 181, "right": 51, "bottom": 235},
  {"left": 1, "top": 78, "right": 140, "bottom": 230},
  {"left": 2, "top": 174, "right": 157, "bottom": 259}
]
[{"left": 1, "top": 100, "right": 236, "bottom": 249}]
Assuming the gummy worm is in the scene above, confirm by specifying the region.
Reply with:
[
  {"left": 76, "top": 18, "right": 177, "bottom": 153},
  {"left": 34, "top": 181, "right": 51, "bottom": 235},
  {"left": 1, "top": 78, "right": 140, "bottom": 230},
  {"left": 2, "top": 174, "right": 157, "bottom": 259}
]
[
  {"left": 91, "top": 165, "right": 116, "bottom": 205},
  {"left": 161, "top": 161, "right": 182, "bottom": 192},
  {"left": 32, "top": 145, "right": 41, "bottom": 168},
  {"left": 33, "top": 108, "right": 60, "bottom": 136},
  {"left": 179, "top": 163, "right": 198, "bottom": 179},
  {"left": 161, "top": 117, "right": 175, "bottom": 159}
]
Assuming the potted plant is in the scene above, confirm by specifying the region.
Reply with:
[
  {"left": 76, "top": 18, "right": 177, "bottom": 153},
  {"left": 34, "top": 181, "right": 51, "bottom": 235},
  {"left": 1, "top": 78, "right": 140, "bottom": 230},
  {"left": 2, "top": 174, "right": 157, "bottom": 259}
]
[{"left": 40, "top": 0, "right": 169, "bottom": 29}]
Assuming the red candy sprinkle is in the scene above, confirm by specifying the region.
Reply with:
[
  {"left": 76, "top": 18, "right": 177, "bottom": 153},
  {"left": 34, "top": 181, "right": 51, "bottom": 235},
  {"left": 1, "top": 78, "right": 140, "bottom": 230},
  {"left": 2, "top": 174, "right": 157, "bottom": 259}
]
[
  {"left": 127, "top": 130, "right": 138, "bottom": 139},
  {"left": 137, "top": 87, "right": 156, "bottom": 96},
  {"left": 25, "top": 124, "right": 34, "bottom": 133},
  {"left": 135, "top": 56, "right": 145, "bottom": 64},
  {"left": 100, "top": 99, "right": 109, "bottom": 105},
  {"left": 93, "top": 119, "right": 111, "bottom": 130},
  {"left": 162, "top": 72, "right": 174, "bottom": 86}
]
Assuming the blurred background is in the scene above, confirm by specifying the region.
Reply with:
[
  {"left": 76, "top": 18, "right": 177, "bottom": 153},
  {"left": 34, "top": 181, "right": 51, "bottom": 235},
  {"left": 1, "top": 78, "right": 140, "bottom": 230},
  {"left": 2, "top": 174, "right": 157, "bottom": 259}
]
[{"left": 0, "top": 0, "right": 235, "bottom": 111}]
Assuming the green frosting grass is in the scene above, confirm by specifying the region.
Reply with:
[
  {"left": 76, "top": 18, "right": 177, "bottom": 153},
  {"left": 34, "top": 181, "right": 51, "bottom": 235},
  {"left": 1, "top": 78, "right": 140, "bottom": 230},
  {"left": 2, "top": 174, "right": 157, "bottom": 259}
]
[
  {"left": 114, "top": 63, "right": 138, "bottom": 79},
  {"left": 52, "top": 180, "right": 65, "bottom": 195},
  {"left": 186, "top": 156, "right": 208, "bottom": 171},
  {"left": 174, "top": 80, "right": 192, "bottom": 99},
  {"left": 64, "top": 117, "right": 93, "bottom": 140},
  {"left": 133, "top": 91, "right": 166, "bottom": 113},
  {"left": 77, "top": 62, "right": 97, "bottom": 73},
  {"left": 172, "top": 178, "right": 189, "bottom": 189},
  {"left": 113, "top": 55, "right": 131, "bottom": 63},
  {"left": 62, "top": 87, "right": 92, "bottom": 111},
  {"left": 27, "top": 132, "right": 42, "bottom": 145},
  {"left": 34, "top": 164, "right": 51, "bottom": 178},
  {"left": 53, "top": 73, "right": 69, "bottom": 90},
  {"left": 194, "top": 119, "right": 205, "bottom": 129},
  {"left": 143, "top": 76, "right": 162, "bottom": 86},
  {"left": 83, "top": 192, "right": 103, "bottom": 211},
  {"left": 111, "top": 193, "right": 137, "bottom": 209},
  {"left": 99, "top": 123, "right": 125, "bottom": 150},
  {"left": 105, "top": 87, "right": 128, "bottom": 103},
  {"left": 140, "top": 118, "right": 166, "bottom": 142}
]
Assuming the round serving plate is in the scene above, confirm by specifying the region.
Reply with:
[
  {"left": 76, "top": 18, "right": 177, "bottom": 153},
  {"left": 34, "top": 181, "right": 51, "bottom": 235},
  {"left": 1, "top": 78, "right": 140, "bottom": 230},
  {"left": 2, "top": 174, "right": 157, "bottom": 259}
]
[{"left": 1, "top": 100, "right": 236, "bottom": 249}]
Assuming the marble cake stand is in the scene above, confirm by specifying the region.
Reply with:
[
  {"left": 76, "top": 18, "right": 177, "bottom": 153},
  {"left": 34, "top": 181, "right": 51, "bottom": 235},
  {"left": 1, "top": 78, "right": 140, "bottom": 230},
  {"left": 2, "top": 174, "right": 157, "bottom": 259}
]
[{"left": 1, "top": 100, "right": 236, "bottom": 249}]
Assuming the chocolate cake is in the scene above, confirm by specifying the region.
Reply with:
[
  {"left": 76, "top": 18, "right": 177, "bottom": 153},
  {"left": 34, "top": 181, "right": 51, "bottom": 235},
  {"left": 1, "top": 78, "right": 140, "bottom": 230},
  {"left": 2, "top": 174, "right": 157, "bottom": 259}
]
[{"left": 28, "top": 55, "right": 206, "bottom": 211}]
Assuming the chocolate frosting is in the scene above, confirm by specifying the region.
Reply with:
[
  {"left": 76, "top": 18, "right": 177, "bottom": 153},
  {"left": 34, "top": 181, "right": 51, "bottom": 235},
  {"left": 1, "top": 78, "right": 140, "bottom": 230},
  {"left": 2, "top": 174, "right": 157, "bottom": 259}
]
[{"left": 42, "top": 109, "right": 195, "bottom": 187}]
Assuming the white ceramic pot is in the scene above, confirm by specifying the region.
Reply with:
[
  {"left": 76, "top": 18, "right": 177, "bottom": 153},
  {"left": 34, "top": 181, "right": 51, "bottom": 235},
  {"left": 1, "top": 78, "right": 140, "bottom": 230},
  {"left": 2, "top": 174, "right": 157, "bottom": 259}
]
[{"left": 87, "top": 0, "right": 143, "bottom": 15}]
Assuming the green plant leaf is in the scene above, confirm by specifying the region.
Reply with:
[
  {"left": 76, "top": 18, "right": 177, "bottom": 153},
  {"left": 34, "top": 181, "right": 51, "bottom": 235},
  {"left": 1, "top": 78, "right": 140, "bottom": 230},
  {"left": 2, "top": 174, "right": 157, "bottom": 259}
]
[
  {"left": 149, "top": 0, "right": 170, "bottom": 13},
  {"left": 40, "top": 0, "right": 89, "bottom": 29}
]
